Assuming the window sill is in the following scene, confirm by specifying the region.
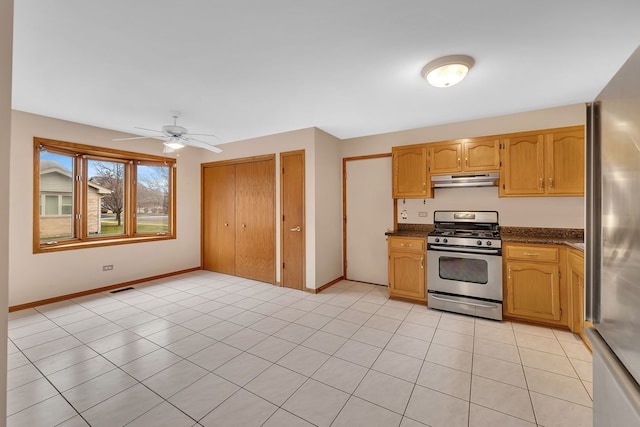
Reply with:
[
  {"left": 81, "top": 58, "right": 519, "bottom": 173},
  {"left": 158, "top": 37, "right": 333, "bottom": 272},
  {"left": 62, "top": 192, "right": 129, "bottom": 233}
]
[{"left": 35, "top": 234, "right": 175, "bottom": 254}]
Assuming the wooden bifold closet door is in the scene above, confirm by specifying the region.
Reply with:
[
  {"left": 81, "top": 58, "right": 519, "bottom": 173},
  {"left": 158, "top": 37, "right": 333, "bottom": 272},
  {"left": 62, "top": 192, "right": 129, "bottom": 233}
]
[
  {"left": 202, "top": 157, "right": 275, "bottom": 284},
  {"left": 202, "top": 165, "right": 236, "bottom": 274}
]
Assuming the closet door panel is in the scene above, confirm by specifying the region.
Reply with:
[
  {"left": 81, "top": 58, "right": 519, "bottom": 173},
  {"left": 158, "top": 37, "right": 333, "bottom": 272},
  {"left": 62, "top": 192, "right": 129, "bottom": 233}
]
[
  {"left": 202, "top": 165, "right": 235, "bottom": 274},
  {"left": 235, "top": 160, "right": 275, "bottom": 283}
]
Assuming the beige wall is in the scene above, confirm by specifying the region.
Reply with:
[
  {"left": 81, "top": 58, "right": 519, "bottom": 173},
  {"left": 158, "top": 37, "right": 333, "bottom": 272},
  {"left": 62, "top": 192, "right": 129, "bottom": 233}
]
[
  {"left": 314, "top": 129, "right": 343, "bottom": 286},
  {"left": 341, "top": 103, "right": 585, "bottom": 157},
  {"left": 9, "top": 111, "right": 202, "bottom": 306},
  {"left": 1, "top": 0, "right": 13, "bottom": 417},
  {"left": 341, "top": 103, "right": 586, "bottom": 228}
]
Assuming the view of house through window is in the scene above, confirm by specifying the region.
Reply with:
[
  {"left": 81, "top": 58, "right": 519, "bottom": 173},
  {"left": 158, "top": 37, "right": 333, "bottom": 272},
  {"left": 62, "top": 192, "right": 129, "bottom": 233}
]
[
  {"left": 35, "top": 138, "right": 176, "bottom": 252},
  {"left": 39, "top": 151, "right": 75, "bottom": 242}
]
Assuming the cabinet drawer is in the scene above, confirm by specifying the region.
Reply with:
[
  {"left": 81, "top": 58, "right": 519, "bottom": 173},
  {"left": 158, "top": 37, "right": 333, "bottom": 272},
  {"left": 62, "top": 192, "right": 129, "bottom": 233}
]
[
  {"left": 388, "top": 237, "right": 425, "bottom": 252},
  {"left": 506, "top": 245, "right": 559, "bottom": 262}
]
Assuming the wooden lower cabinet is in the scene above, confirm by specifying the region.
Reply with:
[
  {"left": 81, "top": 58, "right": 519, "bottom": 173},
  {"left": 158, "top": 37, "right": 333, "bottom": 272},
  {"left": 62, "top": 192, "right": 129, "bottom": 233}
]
[
  {"left": 388, "top": 237, "right": 426, "bottom": 303},
  {"left": 567, "top": 249, "right": 585, "bottom": 334},
  {"left": 503, "top": 243, "right": 568, "bottom": 327}
]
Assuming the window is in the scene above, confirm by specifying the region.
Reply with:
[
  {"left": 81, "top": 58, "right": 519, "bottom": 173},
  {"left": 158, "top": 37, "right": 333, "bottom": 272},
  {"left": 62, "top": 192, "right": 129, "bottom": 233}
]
[{"left": 34, "top": 137, "right": 176, "bottom": 253}]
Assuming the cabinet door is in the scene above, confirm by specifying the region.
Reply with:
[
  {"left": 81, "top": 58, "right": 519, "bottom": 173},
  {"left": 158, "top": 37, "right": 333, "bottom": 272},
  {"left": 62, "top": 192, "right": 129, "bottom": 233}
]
[
  {"left": 392, "top": 146, "right": 429, "bottom": 198},
  {"left": 464, "top": 139, "right": 500, "bottom": 172},
  {"left": 568, "top": 250, "right": 585, "bottom": 333},
  {"left": 202, "top": 165, "right": 236, "bottom": 274},
  {"left": 235, "top": 160, "right": 276, "bottom": 283},
  {"left": 505, "top": 261, "right": 561, "bottom": 321},
  {"left": 429, "top": 142, "right": 462, "bottom": 175},
  {"left": 388, "top": 251, "right": 426, "bottom": 301},
  {"left": 545, "top": 129, "right": 584, "bottom": 196},
  {"left": 500, "top": 134, "right": 545, "bottom": 196}
]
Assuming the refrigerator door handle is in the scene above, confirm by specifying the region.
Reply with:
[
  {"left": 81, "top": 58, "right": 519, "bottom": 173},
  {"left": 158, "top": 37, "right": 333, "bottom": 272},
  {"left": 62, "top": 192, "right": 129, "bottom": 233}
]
[{"left": 585, "top": 101, "right": 602, "bottom": 323}]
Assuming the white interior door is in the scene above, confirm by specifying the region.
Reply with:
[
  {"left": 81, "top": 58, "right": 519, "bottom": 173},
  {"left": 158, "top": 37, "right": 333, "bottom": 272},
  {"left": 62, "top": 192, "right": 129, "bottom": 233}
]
[{"left": 345, "top": 156, "right": 393, "bottom": 285}]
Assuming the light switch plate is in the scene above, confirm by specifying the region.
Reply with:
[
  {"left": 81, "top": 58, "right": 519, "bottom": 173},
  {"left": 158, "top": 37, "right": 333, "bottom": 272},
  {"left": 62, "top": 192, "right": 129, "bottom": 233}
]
[{"left": 418, "top": 212, "right": 428, "bottom": 217}]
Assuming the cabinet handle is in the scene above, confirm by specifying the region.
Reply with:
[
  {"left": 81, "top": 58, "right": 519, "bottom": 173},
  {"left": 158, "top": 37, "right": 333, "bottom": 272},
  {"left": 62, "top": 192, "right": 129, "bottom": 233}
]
[
  {"left": 400, "top": 243, "right": 412, "bottom": 247},
  {"left": 457, "top": 158, "right": 461, "bottom": 167},
  {"left": 549, "top": 177, "right": 554, "bottom": 189},
  {"left": 465, "top": 157, "right": 469, "bottom": 167},
  {"left": 523, "top": 252, "right": 540, "bottom": 256},
  {"left": 422, "top": 183, "right": 426, "bottom": 191},
  {"left": 420, "top": 257, "right": 424, "bottom": 269},
  {"left": 242, "top": 224, "right": 247, "bottom": 228},
  {"left": 539, "top": 178, "right": 544, "bottom": 190},
  {"left": 290, "top": 226, "right": 301, "bottom": 232},
  {"left": 508, "top": 266, "right": 511, "bottom": 279},
  {"left": 224, "top": 223, "right": 228, "bottom": 227}
]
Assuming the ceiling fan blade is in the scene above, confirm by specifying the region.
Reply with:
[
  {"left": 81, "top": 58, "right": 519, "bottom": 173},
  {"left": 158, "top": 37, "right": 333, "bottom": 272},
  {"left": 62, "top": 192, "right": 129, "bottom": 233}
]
[
  {"left": 188, "top": 133, "right": 221, "bottom": 140},
  {"left": 134, "top": 126, "right": 166, "bottom": 134},
  {"left": 112, "top": 136, "right": 159, "bottom": 141},
  {"left": 186, "top": 137, "right": 223, "bottom": 153}
]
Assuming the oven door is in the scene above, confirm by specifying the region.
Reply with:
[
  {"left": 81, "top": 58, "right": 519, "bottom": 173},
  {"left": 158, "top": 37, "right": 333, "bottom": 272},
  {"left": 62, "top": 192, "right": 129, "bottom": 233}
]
[{"left": 427, "top": 245, "right": 503, "bottom": 302}]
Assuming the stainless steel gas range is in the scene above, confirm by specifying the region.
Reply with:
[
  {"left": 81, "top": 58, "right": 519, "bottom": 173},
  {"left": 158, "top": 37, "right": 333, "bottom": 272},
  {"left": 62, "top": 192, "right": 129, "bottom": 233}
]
[{"left": 427, "top": 211, "right": 503, "bottom": 321}]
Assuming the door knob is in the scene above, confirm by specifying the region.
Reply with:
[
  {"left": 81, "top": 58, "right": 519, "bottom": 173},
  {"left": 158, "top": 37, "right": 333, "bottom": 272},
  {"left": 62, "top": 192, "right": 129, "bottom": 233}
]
[{"left": 290, "top": 226, "right": 301, "bottom": 232}]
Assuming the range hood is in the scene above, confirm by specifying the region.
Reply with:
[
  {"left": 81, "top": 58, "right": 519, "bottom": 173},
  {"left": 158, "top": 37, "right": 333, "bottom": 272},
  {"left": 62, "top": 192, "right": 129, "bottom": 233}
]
[{"left": 431, "top": 173, "right": 499, "bottom": 188}]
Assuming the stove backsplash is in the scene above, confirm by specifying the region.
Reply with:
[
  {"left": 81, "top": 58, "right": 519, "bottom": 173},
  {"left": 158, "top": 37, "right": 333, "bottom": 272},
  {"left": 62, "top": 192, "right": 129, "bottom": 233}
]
[{"left": 396, "top": 186, "right": 583, "bottom": 228}]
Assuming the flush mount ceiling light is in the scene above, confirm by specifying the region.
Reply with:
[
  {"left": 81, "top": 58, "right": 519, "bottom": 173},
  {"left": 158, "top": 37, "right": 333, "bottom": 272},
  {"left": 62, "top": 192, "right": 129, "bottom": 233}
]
[{"left": 421, "top": 55, "right": 475, "bottom": 88}]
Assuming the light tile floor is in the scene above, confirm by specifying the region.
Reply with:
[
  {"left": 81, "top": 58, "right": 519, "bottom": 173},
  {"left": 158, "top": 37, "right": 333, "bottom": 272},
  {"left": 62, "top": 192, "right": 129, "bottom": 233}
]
[{"left": 6, "top": 271, "right": 593, "bottom": 426}]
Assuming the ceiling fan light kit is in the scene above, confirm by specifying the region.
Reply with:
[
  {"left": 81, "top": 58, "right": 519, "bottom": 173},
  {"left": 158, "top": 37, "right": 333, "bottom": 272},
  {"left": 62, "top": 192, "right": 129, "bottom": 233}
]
[
  {"left": 164, "top": 138, "right": 186, "bottom": 150},
  {"left": 421, "top": 55, "right": 475, "bottom": 87}
]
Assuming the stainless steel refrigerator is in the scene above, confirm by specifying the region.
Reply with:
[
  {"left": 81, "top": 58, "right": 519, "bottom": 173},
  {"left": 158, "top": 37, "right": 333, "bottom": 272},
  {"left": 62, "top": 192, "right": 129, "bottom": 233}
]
[{"left": 586, "top": 44, "right": 640, "bottom": 426}]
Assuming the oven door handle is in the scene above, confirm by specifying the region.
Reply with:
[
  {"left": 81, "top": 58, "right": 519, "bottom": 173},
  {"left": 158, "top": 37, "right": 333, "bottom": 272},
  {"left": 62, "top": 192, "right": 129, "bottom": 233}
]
[
  {"left": 430, "top": 294, "right": 499, "bottom": 309},
  {"left": 428, "top": 245, "right": 500, "bottom": 255}
]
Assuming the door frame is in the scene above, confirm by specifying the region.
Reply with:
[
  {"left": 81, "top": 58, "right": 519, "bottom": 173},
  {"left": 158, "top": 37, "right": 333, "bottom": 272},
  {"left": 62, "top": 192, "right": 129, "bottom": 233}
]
[
  {"left": 280, "top": 150, "right": 305, "bottom": 289},
  {"left": 201, "top": 154, "right": 276, "bottom": 283},
  {"left": 342, "top": 153, "right": 397, "bottom": 279}
]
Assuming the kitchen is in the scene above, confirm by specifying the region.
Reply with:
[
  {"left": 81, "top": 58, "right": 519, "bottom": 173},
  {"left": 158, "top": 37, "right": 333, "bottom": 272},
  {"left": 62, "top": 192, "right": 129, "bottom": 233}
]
[{"left": 4, "top": 2, "right": 640, "bottom": 425}]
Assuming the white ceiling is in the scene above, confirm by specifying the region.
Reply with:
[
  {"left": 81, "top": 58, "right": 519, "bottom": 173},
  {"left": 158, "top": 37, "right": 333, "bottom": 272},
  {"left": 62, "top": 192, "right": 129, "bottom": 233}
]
[{"left": 12, "top": 1, "right": 640, "bottom": 147}]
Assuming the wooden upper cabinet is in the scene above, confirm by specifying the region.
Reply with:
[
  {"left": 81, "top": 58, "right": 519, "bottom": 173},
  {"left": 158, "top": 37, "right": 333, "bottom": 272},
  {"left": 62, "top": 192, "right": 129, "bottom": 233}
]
[
  {"left": 429, "top": 138, "right": 500, "bottom": 175},
  {"left": 429, "top": 142, "right": 462, "bottom": 174},
  {"left": 500, "top": 126, "right": 584, "bottom": 197},
  {"left": 464, "top": 139, "right": 500, "bottom": 172},
  {"left": 545, "top": 128, "right": 585, "bottom": 196},
  {"left": 392, "top": 145, "right": 430, "bottom": 198},
  {"left": 500, "top": 134, "right": 545, "bottom": 196}
]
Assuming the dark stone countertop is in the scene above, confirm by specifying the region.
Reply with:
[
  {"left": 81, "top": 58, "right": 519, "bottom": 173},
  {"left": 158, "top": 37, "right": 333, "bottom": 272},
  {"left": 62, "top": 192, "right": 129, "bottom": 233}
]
[{"left": 385, "top": 224, "right": 584, "bottom": 251}]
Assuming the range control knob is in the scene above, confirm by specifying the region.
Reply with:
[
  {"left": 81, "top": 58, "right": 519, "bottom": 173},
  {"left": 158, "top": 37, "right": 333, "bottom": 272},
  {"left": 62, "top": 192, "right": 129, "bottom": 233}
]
[
  {"left": 434, "top": 238, "right": 440, "bottom": 243},
  {"left": 443, "top": 238, "right": 448, "bottom": 244},
  {"left": 477, "top": 240, "right": 482, "bottom": 246},
  {"left": 486, "top": 241, "right": 492, "bottom": 246}
]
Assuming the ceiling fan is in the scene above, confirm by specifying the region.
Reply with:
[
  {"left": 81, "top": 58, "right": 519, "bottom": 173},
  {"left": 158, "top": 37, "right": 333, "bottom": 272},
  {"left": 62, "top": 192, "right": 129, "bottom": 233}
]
[{"left": 113, "top": 113, "right": 223, "bottom": 153}]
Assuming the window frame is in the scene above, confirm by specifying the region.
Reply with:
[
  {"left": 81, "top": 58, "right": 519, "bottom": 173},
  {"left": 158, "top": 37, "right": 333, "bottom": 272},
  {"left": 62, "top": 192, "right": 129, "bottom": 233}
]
[{"left": 34, "top": 137, "right": 177, "bottom": 253}]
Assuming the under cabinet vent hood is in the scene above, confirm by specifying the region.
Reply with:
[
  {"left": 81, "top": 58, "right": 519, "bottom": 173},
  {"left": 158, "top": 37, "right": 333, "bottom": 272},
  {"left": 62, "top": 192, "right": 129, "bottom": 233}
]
[{"left": 431, "top": 173, "right": 499, "bottom": 188}]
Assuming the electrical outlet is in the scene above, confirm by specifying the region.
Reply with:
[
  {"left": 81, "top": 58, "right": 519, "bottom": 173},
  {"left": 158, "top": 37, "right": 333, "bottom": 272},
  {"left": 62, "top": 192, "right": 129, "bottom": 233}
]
[
  {"left": 418, "top": 212, "right": 428, "bottom": 217},
  {"left": 102, "top": 265, "right": 113, "bottom": 271}
]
